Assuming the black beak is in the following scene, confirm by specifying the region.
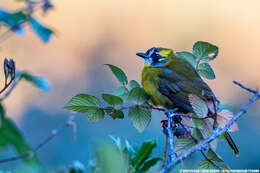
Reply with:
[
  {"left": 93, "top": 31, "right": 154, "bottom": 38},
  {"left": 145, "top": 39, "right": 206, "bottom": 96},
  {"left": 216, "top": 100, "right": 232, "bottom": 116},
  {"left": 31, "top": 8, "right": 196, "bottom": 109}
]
[{"left": 136, "top": 52, "right": 149, "bottom": 59}]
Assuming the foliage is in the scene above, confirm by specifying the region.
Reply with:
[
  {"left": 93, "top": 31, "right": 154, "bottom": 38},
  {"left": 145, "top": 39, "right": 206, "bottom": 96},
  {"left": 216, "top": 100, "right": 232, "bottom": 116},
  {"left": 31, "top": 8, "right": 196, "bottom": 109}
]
[
  {"left": 19, "top": 71, "right": 50, "bottom": 91},
  {"left": 65, "top": 64, "right": 152, "bottom": 133},
  {"left": 64, "top": 41, "right": 240, "bottom": 170},
  {"left": 0, "top": 13, "right": 242, "bottom": 173},
  {"left": 0, "top": 1, "right": 53, "bottom": 166},
  {"left": 0, "top": 0, "right": 54, "bottom": 42},
  {"left": 97, "top": 136, "right": 162, "bottom": 173},
  {"left": 176, "top": 41, "right": 218, "bottom": 80},
  {"left": 0, "top": 104, "right": 38, "bottom": 164},
  {"left": 0, "top": 59, "right": 50, "bottom": 171}
]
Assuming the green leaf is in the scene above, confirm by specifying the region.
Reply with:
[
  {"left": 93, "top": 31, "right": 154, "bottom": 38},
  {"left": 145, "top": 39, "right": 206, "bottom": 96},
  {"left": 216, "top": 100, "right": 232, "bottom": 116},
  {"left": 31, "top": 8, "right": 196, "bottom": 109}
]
[
  {"left": 199, "top": 119, "right": 218, "bottom": 151},
  {"left": 174, "top": 138, "right": 196, "bottom": 155},
  {"left": 105, "top": 64, "right": 128, "bottom": 85},
  {"left": 188, "top": 94, "right": 208, "bottom": 117},
  {"left": 20, "top": 71, "right": 50, "bottom": 91},
  {"left": 129, "top": 80, "right": 140, "bottom": 90},
  {"left": 138, "top": 157, "right": 162, "bottom": 173},
  {"left": 86, "top": 107, "right": 104, "bottom": 122},
  {"left": 102, "top": 94, "right": 123, "bottom": 107},
  {"left": 208, "top": 149, "right": 223, "bottom": 162},
  {"left": 192, "top": 128, "right": 204, "bottom": 140},
  {"left": 130, "top": 88, "right": 150, "bottom": 105},
  {"left": 218, "top": 134, "right": 226, "bottom": 140},
  {"left": 193, "top": 41, "right": 218, "bottom": 62},
  {"left": 0, "top": 104, "right": 38, "bottom": 164},
  {"left": 65, "top": 94, "right": 100, "bottom": 112},
  {"left": 0, "top": 10, "right": 28, "bottom": 34},
  {"left": 114, "top": 86, "right": 130, "bottom": 101},
  {"left": 197, "top": 63, "right": 216, "bottom": 80},
  {"left": 97, "top": 144, "right": 126, "bottom": 173},
  {"left": 199, "top": 119, "right": 213, "bottom": 137},
  {"left": 192, "top": 114, "right": 203, "bottom": 128},
  {"left": 198, "top": 160, "right": 216, "bottom": 169},
  {"left": 128, "top": 107, "right": 152, "bottom": 133},
  {"left": 105, "top": 108, "right": 124, "bottom": 119},
  {"left": 30, "top": 17, "right": 53, "bottom": 42},
  {"left": 176, "top": 51, "right": 197, "bottom": 68},
  {"left": 132, "top": 141, "right": 156, "bottom": 170}
]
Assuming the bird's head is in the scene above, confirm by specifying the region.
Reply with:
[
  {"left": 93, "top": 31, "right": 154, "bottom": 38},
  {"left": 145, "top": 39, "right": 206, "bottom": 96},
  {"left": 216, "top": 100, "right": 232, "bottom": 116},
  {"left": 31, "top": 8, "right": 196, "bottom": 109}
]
[{"left": 136, "top": 47, "right": 173, "bottom": 68}]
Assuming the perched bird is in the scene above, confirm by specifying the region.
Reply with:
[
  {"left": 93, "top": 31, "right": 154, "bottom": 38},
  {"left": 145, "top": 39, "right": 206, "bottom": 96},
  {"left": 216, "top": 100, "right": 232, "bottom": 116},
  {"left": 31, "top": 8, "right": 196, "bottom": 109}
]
[{"left": 137, "top": 47, "right": 239, "bottom": 155}]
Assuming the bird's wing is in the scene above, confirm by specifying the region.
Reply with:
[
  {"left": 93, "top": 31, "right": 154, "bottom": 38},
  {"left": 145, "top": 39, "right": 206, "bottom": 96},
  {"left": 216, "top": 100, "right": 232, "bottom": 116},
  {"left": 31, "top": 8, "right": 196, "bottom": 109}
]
[{"left": 158, "top": 58, "right": 216, "bottom": 113}]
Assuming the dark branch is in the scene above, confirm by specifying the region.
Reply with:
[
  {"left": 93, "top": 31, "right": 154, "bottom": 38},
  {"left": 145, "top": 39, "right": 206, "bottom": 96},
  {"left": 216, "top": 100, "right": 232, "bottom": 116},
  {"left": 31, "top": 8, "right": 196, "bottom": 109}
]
[{"left": 161, "top": 81, "right": 260, "bottom": 173}]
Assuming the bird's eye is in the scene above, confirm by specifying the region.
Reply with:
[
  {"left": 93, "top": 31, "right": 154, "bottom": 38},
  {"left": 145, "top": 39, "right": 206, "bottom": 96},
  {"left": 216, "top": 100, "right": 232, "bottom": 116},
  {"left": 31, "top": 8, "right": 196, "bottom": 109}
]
[{"left": 151, "top": 52, "right": 161, "bottom": 61}]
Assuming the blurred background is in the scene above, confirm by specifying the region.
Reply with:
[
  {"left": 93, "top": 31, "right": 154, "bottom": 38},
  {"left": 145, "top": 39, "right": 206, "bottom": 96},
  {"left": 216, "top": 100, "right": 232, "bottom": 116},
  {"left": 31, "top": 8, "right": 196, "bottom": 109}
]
[{"left": 1, "top": 0, "right": 260, "bottom": 171}]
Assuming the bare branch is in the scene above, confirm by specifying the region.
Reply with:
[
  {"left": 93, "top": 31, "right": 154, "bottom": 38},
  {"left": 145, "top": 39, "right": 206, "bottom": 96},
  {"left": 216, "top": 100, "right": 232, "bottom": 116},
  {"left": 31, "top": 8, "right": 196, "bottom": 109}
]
[
  {"left": 161, "top": 81, "right": 260, "bottom": 173},
  {"left": 0, "top": 115, "right": 76, "bottom": 164}
]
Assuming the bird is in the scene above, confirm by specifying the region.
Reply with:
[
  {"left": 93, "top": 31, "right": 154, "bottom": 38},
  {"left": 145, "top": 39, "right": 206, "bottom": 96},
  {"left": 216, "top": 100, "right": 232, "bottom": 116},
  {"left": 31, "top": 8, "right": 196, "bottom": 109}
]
[{"left": 136, "top": 47, "right": 239, "bottom": 156}]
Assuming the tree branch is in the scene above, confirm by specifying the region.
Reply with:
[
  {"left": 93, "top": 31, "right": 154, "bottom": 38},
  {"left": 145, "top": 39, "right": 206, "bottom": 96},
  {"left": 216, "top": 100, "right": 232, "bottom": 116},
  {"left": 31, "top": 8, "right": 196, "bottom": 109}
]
[
  {"left": 0, "top": 115, "right": 76, "bottom": 164},
  {"left": 101, "top": 105, "right": 166, "bottom": 112},
  {"left": 161, "top": 81, "right": 260, "bottom": 173},
  {"left": 102, "top": 105, "right": 210, "bottom": 120},
  {"left": 166, "top": 112, "right": 176, "bottom": 162},
  {"left": 180, "top": 121, "right": 220, "bottom": 169}
]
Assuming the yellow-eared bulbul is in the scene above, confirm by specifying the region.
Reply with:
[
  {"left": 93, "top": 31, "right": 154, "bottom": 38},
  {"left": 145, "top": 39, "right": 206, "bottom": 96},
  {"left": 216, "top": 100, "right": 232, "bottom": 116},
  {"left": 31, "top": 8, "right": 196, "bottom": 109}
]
[{"left": 137, "top": 47, "right": 239, "bottom": 155}]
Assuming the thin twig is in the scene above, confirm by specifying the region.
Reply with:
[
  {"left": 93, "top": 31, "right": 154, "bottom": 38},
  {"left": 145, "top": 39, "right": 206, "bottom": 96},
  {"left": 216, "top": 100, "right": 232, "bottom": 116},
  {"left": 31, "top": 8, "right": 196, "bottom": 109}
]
[
  {"left": 175, "top": 114, "right": 211, "bottom": 120},
  {"left": 101, "top": 105, "right": 166, "bottom": 112},
  {"left": 102, "top": 105, "right": 211, "bottom": 120},
  {"left": 0, "top": 29, "right": 14, "bottom": 45},
  {"left": 180, "top": 122, "right": 220, "bottom": 169},
  {"left": 200, "top": 150, "right": 221, "bottom": 169},
  {"left": 0, "top": 115, "right": 76, "bottom": 164},
  {"left": 0, "top": 78, "right": 14, "bottom": 94},
  {"left": 161, "top": 81, "right": 260, "bottom": 173},
  {"left": 233, "top": 81, "right": 260, "bottom": 95},
  {"left": 0, "top": 77, "right": 21, "bottom": 101}
]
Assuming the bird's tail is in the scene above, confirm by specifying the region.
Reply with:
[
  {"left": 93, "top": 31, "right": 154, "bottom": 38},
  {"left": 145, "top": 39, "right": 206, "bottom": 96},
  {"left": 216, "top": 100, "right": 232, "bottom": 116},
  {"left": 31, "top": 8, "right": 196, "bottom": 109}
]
[{"left": 224, "top": 132, "right": 239, "bottom": 156}]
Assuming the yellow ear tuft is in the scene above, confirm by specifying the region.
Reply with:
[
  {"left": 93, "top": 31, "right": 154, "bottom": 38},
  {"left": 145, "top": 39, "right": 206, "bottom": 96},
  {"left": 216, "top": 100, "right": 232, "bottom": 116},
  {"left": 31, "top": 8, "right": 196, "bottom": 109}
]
[{"left": 159, "top": 49, "right": 172, "bottom": 57}]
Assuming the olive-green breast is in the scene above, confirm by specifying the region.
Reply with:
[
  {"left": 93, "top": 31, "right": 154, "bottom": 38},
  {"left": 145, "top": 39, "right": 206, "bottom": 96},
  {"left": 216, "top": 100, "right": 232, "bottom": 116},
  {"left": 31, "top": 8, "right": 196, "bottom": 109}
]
[{"left": 141, "top": 66, "right": 174, "bottom": 108}]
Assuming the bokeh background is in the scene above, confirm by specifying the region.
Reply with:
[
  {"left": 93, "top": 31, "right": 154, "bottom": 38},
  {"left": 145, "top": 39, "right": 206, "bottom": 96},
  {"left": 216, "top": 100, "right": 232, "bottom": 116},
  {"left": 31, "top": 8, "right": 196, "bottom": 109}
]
[{"left": 1, "top": 0, "right": 260, "bottom": 171}]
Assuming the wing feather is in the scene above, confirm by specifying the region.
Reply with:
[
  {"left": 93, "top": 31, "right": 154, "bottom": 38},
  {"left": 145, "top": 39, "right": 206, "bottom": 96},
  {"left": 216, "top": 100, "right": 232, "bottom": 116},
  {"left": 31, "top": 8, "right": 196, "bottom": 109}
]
[{"left": 158, "top": 57, "right": 217, "bottom": 113}]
